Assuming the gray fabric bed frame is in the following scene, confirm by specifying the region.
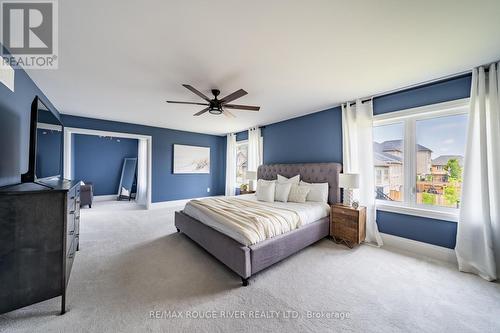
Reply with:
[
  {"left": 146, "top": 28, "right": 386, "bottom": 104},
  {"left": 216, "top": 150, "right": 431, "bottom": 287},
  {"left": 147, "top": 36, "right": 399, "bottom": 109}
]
[{"left": 174, "top": 162, "right": 342, "bottom": 286}]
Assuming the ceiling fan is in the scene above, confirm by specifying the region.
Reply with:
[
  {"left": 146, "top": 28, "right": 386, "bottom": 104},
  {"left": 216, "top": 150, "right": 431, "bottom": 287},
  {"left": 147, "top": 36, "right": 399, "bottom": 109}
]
[{"left": 167, "top": 84, "right": 260, "bottom": 117}]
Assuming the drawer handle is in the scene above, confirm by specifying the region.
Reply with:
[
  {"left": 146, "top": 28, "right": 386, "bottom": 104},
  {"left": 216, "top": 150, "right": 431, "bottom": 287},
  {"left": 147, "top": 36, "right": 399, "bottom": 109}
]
[
  {"left": 68, "top": 253, "right": 74, "bottom": 259},
  {"left": 69, "top": 210, "right": 75, "bottom": 214},
  {"left": 70, "top": 196, "right": 75, "bottom": 200},
  {"left": 69, "top": 230, "right": 74, "bottom": 235},
  {"left": 75, "top": 216, "right": 80, "bottom": 220}
]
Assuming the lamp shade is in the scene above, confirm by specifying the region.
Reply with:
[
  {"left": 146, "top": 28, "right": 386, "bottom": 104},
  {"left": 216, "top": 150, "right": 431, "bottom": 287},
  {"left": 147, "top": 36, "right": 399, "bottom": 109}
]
[
  {"left": 339, "top": 173, "right": 359, "bottom": 189},
  {"left": 244, "top": 170, "right": 257, "bottom": 180}
]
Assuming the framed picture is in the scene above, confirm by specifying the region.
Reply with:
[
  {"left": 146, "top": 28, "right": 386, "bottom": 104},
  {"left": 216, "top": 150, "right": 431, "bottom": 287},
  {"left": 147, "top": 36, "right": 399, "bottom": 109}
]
[{"left": 173, "top": 144, "right": 210, "bottom": 174}]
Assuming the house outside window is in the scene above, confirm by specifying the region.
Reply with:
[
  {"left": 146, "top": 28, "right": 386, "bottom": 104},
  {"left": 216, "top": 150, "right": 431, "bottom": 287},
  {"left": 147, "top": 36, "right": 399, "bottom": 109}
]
[
  {"left": 372, "top": 98, "right": 469, "bottom": 221},
  {"left": 373, "top": 123, "right": 404, "bottom": 202}
]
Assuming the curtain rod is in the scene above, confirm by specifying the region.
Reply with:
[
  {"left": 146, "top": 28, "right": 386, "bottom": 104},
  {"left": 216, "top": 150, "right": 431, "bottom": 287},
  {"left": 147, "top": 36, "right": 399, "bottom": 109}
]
[{"left": 345, "top": 59, "right": 499, "bottom": 107}]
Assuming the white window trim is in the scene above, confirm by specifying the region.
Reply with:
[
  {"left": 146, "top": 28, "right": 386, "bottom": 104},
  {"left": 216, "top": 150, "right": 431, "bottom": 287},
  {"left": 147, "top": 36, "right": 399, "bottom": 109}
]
[
  {"left": 376, "top": 202, "right": 459, "bottom": 222},
  {"left": 373, "top": 98, "right": 469, "bottom": 223}
]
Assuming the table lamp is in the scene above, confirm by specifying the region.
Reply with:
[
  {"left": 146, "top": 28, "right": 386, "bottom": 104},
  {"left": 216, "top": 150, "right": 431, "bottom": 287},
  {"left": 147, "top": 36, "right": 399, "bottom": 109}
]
[
  {"left": 244, "top": 171, "right": 257, "bottom": 191},
  {"left": 339, "top": 173, "right": 359, "bottom": 207}
]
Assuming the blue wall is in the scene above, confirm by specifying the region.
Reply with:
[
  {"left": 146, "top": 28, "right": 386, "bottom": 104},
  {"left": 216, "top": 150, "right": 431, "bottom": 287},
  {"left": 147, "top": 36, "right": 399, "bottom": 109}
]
[
  {"left": 262, "top": 107, "right": 343, "bottom": 164},
  {"left": 0, "top": 44, "right": 62, "bottom": 186},
  {"left": 62, "top": 115, "right": 226, "bottom": 202},
  {"left": 376, "top": 211, "right": 457, "bottom": 248},
  {"left": 261, "top": 75, "right": 472, "bottom": 248},
  {"left": 373, "top": 74, "right": 471, "bottom": 115},
  {"left": 236, "top": 131, "right": 248, "bottom": 142},
  {"left": 73, "top": 134, "right": 138, "bottom": 196}
]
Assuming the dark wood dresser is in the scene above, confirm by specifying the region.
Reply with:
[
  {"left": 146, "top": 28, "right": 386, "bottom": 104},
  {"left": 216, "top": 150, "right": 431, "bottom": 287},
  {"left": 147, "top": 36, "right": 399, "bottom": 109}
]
[
  {"left": 330, "top": 204, "right": 366, "bottom": 248},
  {"left": 0, "top": 179, "right": 80, "bottom": 315}
]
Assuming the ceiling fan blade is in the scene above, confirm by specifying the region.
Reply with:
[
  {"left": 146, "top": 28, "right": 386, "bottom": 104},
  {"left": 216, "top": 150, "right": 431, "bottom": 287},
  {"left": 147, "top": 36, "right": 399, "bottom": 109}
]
[
  {"left": 182, "top": 84, "right": 211, "bottom": 102},
  {"left": 193, "top": 107, "right": 210, "bottom": 116},
  {"left": 166, "top": 100, "right": 209, "bottom": 106},
  {"left": 222, "top": 109, "right": 236, "bottom": 118},
  {"left": 224, "top": 104, "right": 260, "bottom": 111},
  {"left": 220, "top": 89, "right": 248, "bottom": 104}
]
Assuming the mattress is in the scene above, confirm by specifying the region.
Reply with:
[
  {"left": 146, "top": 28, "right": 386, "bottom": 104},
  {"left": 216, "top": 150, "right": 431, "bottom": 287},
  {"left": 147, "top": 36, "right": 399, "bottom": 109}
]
[{"left": 183, "top": 194, "right": 330, "bottom": 245}]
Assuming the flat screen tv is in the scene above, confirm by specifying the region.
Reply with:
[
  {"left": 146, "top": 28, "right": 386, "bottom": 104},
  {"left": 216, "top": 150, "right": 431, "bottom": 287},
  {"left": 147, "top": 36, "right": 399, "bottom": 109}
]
[{"left": 21, "top": 96, "right": 64, "bottom": 183}]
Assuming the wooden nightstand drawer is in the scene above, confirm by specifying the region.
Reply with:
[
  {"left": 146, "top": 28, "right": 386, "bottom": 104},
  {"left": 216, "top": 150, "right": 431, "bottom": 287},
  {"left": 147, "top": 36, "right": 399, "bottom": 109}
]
[
  {"left": 239, "top": 190, "right": 256, "bottom": 195},
  {"left": 330, "top": 204, "right": 366, "bottom": 247},
  {"left": 331, "top": 206, "right": 359, "bottom": 218}
]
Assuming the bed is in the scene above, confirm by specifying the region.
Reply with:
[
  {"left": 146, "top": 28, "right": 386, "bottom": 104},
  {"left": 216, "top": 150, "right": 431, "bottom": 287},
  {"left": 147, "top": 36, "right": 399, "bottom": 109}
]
[{"left": 174, "top": 162, "right": 342, "bottom": 286}]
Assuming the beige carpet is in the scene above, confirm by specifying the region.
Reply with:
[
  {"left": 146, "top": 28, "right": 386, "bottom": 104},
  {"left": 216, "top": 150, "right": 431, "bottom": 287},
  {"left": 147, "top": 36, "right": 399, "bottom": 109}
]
[{"left": 1, "top": 200, "right": 499, "bottom": 333}]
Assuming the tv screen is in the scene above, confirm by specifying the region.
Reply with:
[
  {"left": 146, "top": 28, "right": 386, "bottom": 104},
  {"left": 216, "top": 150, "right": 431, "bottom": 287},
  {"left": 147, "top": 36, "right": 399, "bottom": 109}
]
[
  {"left": 22, "top": 97, "right": 63, "bottom": 183},
  {"left": 36, "top": 104, "right": 63, "bottom": 179}
]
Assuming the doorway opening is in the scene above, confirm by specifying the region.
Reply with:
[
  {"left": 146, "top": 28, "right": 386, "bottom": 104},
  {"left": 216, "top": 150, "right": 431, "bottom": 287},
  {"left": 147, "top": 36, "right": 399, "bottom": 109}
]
[{"left": 63, "top": 127, "right": 152, "bottom": 209}]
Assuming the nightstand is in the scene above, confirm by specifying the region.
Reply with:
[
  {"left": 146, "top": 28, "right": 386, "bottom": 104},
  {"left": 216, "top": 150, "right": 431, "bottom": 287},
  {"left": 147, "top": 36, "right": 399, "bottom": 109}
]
[
  {"left": 330, "top": 204, "right": 366, "bottom": 248},
  {"left": 239, "top": 190, "right": 256, "bottom": 195}
]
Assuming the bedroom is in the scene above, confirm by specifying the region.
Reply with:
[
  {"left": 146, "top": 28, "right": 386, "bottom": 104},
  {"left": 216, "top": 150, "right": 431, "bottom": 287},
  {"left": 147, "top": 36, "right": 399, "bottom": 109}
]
[{"left": 0, "top": 1, "right": 499, "bottom": 332}]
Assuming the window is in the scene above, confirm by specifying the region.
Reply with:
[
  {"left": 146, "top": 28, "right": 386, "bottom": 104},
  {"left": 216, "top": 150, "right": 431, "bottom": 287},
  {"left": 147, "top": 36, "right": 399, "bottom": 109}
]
[
  {"left": 373, "top": 123, "right": 404, "bottom": 202},
  {"left": 416, "top": 114, "right": 467, "bottom": 208},
  {"left": 235, "top": 141, "right": 248, "bottom": 185},
  {"left": 373, "top": 98, "right": 469, "bottom": 220}
]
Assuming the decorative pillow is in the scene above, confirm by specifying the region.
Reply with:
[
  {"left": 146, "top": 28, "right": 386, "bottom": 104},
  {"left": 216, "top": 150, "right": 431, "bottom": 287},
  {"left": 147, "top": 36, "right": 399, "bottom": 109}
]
[
  {"left": 275, "top": 182, "right": 292, "bottom": 202},
  {"left": 256, "top": 179, "right": 276, "bottom": 203},
  {"left": 300, "top": 181, "right": 329, "bottom": 203},
  {"left": 277, "top": 174, "right": 300, "bottom": 184},
  {"left": 287, "top": 184, "right": 310, "bottom": 203}
]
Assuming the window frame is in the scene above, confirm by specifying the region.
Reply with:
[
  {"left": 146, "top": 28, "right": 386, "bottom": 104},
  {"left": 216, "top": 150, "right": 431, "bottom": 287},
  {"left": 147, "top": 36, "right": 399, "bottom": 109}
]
[{"left": 373, "top": 98, "right": 469, "bottom": 223}]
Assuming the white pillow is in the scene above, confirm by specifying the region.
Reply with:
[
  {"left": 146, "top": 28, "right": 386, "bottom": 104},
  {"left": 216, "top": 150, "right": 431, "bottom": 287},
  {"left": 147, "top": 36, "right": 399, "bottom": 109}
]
[
  {"left": 300, "top": 181, "right": 329, "bottom": 203},
  {"left": 277, "top": 174, "right": 300, "bottom": 184},
  {"left": 256, "top": 179, "right": 276, "bottom": 202},
  {"left": 275, "top": 182, "right": 292, "bottom": 202},
  {"left": 287, "top": 184, "right": 310, "bottom": 203}
]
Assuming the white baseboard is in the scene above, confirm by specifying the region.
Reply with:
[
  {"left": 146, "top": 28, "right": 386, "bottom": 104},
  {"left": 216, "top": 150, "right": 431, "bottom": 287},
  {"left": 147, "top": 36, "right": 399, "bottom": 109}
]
[
  {"left": 380, "top": 232, "right": 457, "bottom": 264},
  {"left": 150, "top": 195, "right": 223, "bottom": 209},
  {"left": 94, "top": 195, "right": 117, "bottom": 202}
]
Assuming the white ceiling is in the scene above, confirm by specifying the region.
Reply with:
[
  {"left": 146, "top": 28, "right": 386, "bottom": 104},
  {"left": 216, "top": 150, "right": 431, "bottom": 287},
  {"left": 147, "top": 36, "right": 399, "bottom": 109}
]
[{"left": 27, "top": 0, "right": 500, "bottom": 136}]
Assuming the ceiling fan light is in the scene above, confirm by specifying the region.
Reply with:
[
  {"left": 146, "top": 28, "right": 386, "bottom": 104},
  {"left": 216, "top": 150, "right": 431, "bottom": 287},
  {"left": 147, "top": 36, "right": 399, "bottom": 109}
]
[{"left": 209, "top": 108, "right": 223, "bottom": 115}]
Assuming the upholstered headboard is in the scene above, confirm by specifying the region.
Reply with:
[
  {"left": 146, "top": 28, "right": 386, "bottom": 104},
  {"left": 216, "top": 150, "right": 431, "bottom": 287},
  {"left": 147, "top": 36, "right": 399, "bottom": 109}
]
[{"left": 257, "top": 163, "right": 343, "bottom": 204}]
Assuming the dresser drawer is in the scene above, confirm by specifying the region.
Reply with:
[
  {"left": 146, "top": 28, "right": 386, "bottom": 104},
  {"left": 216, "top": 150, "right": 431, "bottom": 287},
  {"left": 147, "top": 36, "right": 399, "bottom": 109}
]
[
  {"left": 65, "top": 239, "right": 76, "bottom": 284},
  {"left": 333, "top": 224, "right": 358, "bottom": 241},
  {"left": 67, "top": 207, "right": 75, "bottom": 231},
  {"left": 331, "top": 214, "right": 356, "bottom": 225},
  {"left": 331, "top": 206, "right": 359, "bottom": 218},
  {"left": 66, "top": 225, "right": 75, "bottom": 254},
  {"left": 67, "top": 213, "right": 75, "bottom": 234},
  {"left": 74, "top": 215, "right": 80, "bottom": 236}
]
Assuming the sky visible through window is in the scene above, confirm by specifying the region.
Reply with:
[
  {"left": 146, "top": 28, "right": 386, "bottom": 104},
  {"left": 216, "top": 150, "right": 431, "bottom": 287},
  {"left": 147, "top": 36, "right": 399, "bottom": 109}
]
[
  {"left": 373, "top": 114, "right": 468, "bottom": 158},
  {"left": 416, "top": 114, "right": 467, "bottom": 159},
  {"left": 373, "top": 123, "right": 403, "bottom": 143}
]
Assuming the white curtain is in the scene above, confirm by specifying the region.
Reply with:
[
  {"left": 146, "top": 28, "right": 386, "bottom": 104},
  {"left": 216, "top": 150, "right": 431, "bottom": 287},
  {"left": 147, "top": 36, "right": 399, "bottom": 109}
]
[
  {"left": 247, "top": 127, "right": 262, "bottom": 172},
  {"left": 136, "top": 139, "right": 148, "bottom": 206},
  {"left": 225, "top": 133, "right": 237, "bottom": 196},
  {"left": 342, "top": 100, "right": 383, "bottom": 246},
  {"left": 456, "top": 63, "right": 500, "bottom": 281}
]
